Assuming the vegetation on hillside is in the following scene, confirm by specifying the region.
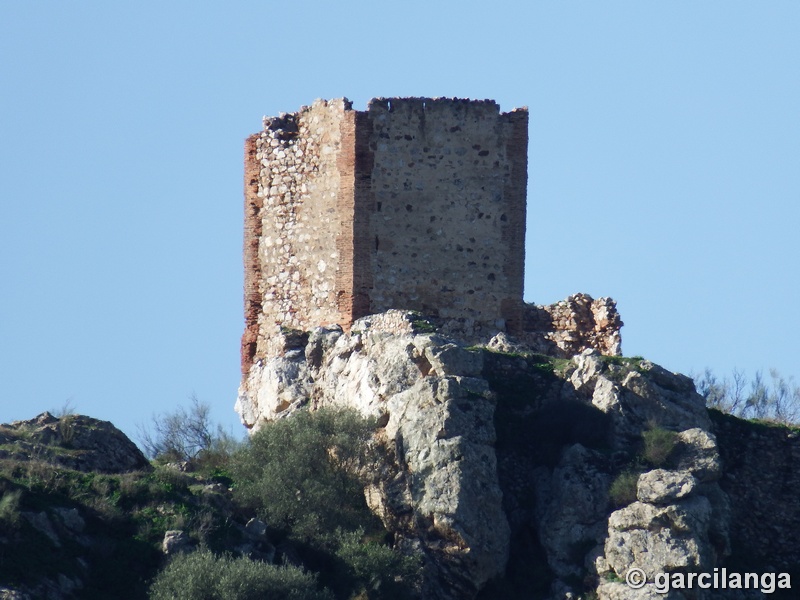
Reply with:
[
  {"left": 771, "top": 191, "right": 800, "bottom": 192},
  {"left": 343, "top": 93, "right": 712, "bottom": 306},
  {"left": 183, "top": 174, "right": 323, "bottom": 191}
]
[{"left": 0, "top": 404, "right": 419, "bottom": 600}]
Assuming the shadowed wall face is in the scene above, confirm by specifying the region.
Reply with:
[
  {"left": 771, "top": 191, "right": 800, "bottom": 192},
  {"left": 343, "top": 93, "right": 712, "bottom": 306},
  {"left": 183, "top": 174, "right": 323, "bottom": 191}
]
[{"left": 365, "top": 98, "right": 527, "bottom": 329}]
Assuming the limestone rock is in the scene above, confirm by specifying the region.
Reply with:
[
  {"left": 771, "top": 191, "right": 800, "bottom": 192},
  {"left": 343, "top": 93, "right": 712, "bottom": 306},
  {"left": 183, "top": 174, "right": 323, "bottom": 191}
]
[
  {"left": 235, "top": 356, "right": 312, "bottom": 426},
  {"left": 236, "top": 309, "right": 733, "bottom": 600},
  {"left": 236, "top": 312, "right": 510, "bottom": 599},
  {"left": 637, "top": 469, "right": 697, "bottom": 504},
  {"left": 535, "top": 444, "right": 610, "bottom": 578},
  {"left": 0, "top": 588, "right": 32, "bottom": 600},
  {"left": 162, "top": 530, "right": 191, "bottom": 555},
  {"left": 572, "top": 359, "right": 711, "bottom": 440},
  {"left": 674, "top": 428, "right": 721, "bottom": 482},
  {"left": 569, "top": 349, "right": 604, "bottom": 392},
  {"left": 485, "top": 332, "right": 529, "bottom": 355},
  {"left": 605, "top": 496, "right": 713, "bottom": 580}
]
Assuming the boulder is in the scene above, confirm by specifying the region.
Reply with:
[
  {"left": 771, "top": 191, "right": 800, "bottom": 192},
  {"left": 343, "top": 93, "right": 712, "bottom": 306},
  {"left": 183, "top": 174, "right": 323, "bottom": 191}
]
[
  {"left": 604, "top": 496, "right": 714, "bottom": 580},
  {"left": 162, "top": 530, "right": 191, "bottom": 555},
  {"left": 637, "top": 469, "right": 697, "bottom": 504}
]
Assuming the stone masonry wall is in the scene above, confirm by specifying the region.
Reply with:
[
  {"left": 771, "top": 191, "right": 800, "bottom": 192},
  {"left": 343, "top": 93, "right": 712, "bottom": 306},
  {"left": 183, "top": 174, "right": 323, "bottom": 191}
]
[
  {"left": 242, "top": 98, "right": 529, "bottom": 372},
  {"left": 365, "top": 98, "right": 528, "bottom": 333},
  {"left": 243, "top": 99, "right": 354, "bottom": 371},
  {"left": 521, "top": 294, "right": 623, "bottom": 357}
]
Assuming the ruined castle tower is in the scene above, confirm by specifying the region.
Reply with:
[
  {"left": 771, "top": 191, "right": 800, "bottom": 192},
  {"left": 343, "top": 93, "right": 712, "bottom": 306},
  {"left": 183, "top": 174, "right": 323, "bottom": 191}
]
[{"left": 241, "top": 97, "right": 529, "bottom": 373}]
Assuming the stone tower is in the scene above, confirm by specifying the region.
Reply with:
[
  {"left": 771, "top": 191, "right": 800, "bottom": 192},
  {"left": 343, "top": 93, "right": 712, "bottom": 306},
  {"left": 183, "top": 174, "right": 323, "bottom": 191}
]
[{"left": 241, "top": 97, "right": 529, "bottom": 374}]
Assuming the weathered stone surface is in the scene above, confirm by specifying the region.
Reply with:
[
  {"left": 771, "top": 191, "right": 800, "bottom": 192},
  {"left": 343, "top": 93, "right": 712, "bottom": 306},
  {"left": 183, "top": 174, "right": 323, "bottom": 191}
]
[
  {"left": 674, "top": 428, "right": 721, "bottom": 483},
  {"left": 237, "top": 314, "right": 510, "bottom": 599},
  {"left": 605, "top": 496, "right": 713, "bottom": 579},
  {"left": 535, "top": 444, "right": 610, "bottom": 578},
  {"left": 162, "top": 529, "right": 191, "bottom": 555},
  {"left": 571, "top": 359, "right": 711, "bottom": 440},
  {"left": 637, "top": 469, "right": 697, "bottom": 504},
  {"left": 570, "top": 348, "right": 605, "bottom": 392},
  {"left": 521, "top": 293, "right": 623, "bottom": 358}
]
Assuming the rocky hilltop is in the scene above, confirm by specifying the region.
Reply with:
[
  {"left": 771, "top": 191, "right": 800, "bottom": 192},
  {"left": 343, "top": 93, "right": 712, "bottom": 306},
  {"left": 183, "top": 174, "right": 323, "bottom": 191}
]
[
  {"left": 1, "top": 315, "right": 798, "bottom": 599},
  {"left": 235, "top": 309, "right": 799, "bottom": 600}
]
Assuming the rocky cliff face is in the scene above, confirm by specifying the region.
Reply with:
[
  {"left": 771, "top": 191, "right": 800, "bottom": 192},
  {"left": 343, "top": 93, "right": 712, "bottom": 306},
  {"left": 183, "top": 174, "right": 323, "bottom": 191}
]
[{"left": 234, "top": 309, "right": 786, "bottom": 599}]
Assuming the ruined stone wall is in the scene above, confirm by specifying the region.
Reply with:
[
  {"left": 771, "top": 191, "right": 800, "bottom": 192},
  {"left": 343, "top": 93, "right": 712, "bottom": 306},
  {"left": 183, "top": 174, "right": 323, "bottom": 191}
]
[
  {"left": 520, "top": 294, "right": 623, "bottom": 357},
  {"left": 243, "top": 99, "right": 355, "bottom": 370},
  {"left": 243, "top": 98, "right": 529, "bottom": 372},
  {"left": 364, "top": 98, "right": 528, "bottom": 333}
]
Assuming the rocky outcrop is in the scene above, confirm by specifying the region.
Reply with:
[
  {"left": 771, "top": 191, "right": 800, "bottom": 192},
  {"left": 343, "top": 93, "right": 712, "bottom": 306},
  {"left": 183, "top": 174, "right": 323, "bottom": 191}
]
[
  {"left": 0, "top": 412, "right": 150, "bottom": 473},
  {"left": 237, "top": 310, "right": 509, "bottom": 599},
  {"left": 236, "top": 310, "right": 738, "bottom": 600}
]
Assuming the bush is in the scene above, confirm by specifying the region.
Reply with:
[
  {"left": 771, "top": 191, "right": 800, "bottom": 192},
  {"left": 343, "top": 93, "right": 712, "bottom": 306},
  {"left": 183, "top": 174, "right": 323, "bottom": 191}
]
[
  {"left": 138, "top": 395, "right": 240, "bottom": 471},
  {"left": 642, "top": 427, "right": 678, "bottom": 467},
  {"left": 333, "top": 529, "right": 419, "bottom": 600},
  {"left": 230, "top": 408, "right": 378, "bottom": 541},
  {"left": 148, "top": 549, "right": 333, "bottom": 600},
  {"left": 0, "top": 488, "right": 22, "bottom": 526},
  {"left": 608, "top": 470, "right": 639, "bottom": 507},
  {"left": 694, "top": 368, "right": 800, "bottom": 425}
]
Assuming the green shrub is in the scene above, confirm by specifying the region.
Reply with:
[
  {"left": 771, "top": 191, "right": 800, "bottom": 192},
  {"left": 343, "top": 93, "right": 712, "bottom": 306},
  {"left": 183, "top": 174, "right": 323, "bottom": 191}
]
[
  {"left": 0, "top": 488, "right": 22, "bottom": 526},
  {"left": 230, "top": 408, "right": 378, "bottom": 541},
  {"left": 333, "top": 529, "right": 419, "bottom": 600},
  {"left": 608, "top": 470, "right": 639, "bottom": 507},
  {"left": 148, "top": 549, "right": 333, "bottom": 600},
  {"left": 642, "top": 427, "right": 678, "bottom": 467}
]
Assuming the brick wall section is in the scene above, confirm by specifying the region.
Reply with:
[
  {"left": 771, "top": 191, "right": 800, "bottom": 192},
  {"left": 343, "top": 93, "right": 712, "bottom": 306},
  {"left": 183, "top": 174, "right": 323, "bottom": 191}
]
[
  {"left": 501, "top": 109, "right": 528, "bottom": 333},
  {"left": 241, "top": 134, "right": 263, "bottom": 374},
  {"left": 334, "top": 109, "right": 357, "bottom": 325},
  {"left": 351, "top": 110, "right": 375, "bottom": 319},
  {"left": 335, "top": 109, "right": 374, "bottom": 323}
]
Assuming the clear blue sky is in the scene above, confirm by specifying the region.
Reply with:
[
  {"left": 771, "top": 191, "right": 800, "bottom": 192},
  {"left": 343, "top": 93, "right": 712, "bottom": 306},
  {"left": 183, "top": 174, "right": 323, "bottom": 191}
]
[{"left": 2, "top": 1, "right": 798, "bottom": 441}]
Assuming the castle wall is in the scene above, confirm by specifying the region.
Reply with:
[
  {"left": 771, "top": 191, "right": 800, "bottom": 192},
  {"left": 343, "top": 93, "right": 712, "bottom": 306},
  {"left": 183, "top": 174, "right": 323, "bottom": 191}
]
[
  {"left": 243, "top": 99, "right": 354, "bottom": 371},
  {"left": 243, "top": 98, "right": 530, "bottom": 372},
  {"left": 364, "top": 98, "right": 528, "bottom": 332}
]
